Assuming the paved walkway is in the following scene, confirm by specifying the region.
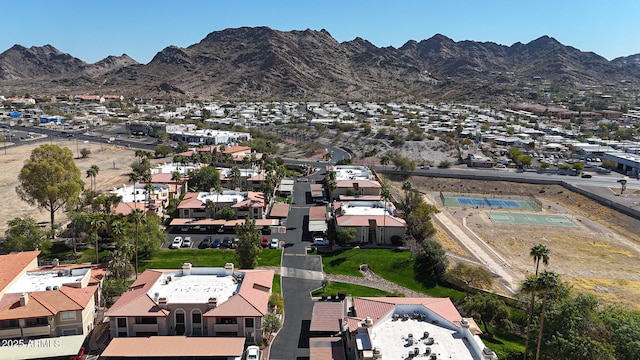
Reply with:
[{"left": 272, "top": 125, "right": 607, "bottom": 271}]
[{"left": 424, "top": 194, "right": 522, "bottom": 295}]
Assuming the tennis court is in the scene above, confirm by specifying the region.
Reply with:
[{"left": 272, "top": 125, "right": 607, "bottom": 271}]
[
  {"left": 486, "top": 212, "right": 578, "bottom": 227},
  {"left": 441, "top": 194, "right": 541, "bottom": 211}
]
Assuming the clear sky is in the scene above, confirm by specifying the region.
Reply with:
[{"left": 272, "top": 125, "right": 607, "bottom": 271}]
[{"left": 2, "top": 0, "right": 639, "bottom": 64}]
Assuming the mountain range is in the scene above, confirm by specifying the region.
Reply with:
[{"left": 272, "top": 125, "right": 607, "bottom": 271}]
[{"left": 1, "top": 26, "right": 638, "bottom": 102}]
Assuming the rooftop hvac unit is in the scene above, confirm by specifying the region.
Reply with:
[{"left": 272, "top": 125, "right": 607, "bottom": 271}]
[{"left": 363, "top": 317, "right": 373, "bottom": 326}]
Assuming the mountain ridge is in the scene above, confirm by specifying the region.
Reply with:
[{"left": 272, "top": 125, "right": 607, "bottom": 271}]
[{"left": 0, "top": 27, "right": 637, "bottom": 102}]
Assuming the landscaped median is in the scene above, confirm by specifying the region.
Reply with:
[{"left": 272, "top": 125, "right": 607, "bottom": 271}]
[{"left": 140, "top": 248, "right": 282, "bottom": 272}]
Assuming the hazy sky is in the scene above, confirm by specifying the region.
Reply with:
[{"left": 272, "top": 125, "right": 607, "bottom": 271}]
[{"left": 2, "top": 0, "right": 639, "bottom": 64}]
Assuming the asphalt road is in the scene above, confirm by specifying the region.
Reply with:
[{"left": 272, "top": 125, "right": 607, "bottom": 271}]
[{"left": 269, "top": 171, "right": 325, "bottom": 360}]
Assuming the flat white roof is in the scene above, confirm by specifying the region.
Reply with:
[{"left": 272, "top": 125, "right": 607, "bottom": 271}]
[
  {"left": 332, "top": 165, "right": 373, "bottom": 180},
  {"left": 6, "top": 269, "right": 89, "bottom": 294},
  {"left": 341, "top": 201, "right": 391, "bottom": 216},
  {"left": 112, "top": 184, "right": 168, "bottom": 203},
  {"left": 197, "top": 191, "right": 246, "bottom": 204},
  {"left": 148, "top": 269, "right": 240, "bottom": 304},
  {"left": 370, "top": 317, "right": 480, "bottom": 360}
]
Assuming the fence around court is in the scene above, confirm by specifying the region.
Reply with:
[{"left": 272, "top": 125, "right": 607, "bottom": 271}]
[{"left": 439, "top": 191, "right": 542, "bottom": 211}]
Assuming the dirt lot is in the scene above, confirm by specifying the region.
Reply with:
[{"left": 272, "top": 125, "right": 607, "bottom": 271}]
[
  {"left": 390, "top": 176, "right": 640, "bottom": 310},
  {"left": 0, "top": 139, "right": 161, "bottom": 235}
]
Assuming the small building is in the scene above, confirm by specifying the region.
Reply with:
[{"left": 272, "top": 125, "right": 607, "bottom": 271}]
[
  {"left": 105, "top": 263, "right": 274, "bottom": 345},
  {"left": 333, "top": 201, "right": 406, "bottom": 245},
  {"left": 0, "top": 252, "right": 100, "bottom": 360}
]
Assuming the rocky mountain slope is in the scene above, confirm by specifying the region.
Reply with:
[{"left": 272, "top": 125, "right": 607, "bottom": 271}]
[{"left": 0, "top": 27, "right": 637, "bottom": 101}]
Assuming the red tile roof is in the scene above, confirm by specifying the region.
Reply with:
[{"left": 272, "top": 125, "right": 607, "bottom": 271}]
[
  {"left": 269, "top": 203, "right": 289, "bottom": 218},
  {"left": 310, "top": 301, "right": 344, "bottom": 332},
  {"left": 0, "top": 285, "right": 98, "bottom": 321},
  {"left": 101, "top": 336, "right": 245, "bottom": 358},
  {"left": 224, "top": 146, "right": 251, "bottom": 154},
  {"left": 309, "top": 206, "right": 328, "bottom": 221},
  {"left": 0, "top": 251, "right": 40, "bottom": 293},
  {"left": 204, "top": 269, "right": 274, "bottom": 318},
  {"left": 106, "top": 270, "right": 170, "bottom": 318},
  {"left": 350, "top": 297, "right": 464, "bottom": 328},
  {"left": 310, "top": 337, "right": 347, "bottom": 360}
]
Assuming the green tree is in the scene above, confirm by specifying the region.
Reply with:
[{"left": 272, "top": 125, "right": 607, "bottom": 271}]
[
  {"left": 525, "top": 244, "right": 550, "bottom": 358},
  {"left": 154, "top": 145, "right": 173, "bottom": 158},
  {"left": 88, "top": 212, "right": 106, "bottom": 264},
  {"left": 336, "top": 227, "right": 357, "bottom": 245},
  {"left": 414, "top": 240, "right": 449, "bottom": 287},
  {"left": 217, "top": 206, "right": 236, "bottom": 220},
  {"left": 86, "top": 164, "right": 99, "bottom": 192},
  {"left": 16, "top": 144, "right": 84, "bottom": 231},
  {"left": 445, "top": 262, "right": 494, "bottom": 293},
  {"left": 187, "top": 166, "right": 221, "bottom": 192},
  {"left": 463, "top": 293, "right": 510, "bottom": 335},
  {"left": 3, "top": 216, "right": 50, "bottom": 254},
  {"left": 263, "top": 312, "right": 282, "bottom": 344},
  {"left": 235, "top": 217, "right": 262, "bottom": 269},
  {"left": 534, "top": 271, "right": 560, "bottom": 360},
  {"left": 128, "top": 208, "right": 145, "bottom": 279}
]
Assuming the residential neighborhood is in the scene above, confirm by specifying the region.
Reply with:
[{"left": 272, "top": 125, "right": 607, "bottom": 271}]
[{"left": 2, "top": 93, "right": 640, "bottom": 360}]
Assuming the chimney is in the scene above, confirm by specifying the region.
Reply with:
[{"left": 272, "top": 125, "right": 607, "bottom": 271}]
[
  {"left": 52, "top": 258, "right": 59, "bottom": 267},
  {"left": 158, "top": 297, "right": 168, "bottom": 307},
  {"left": 182, "top": 263, "right": 192, "bottom": 276},
  {"left": 460, "top": 318, "right": 470, "bottom": 329},
  {"left": 20, "top": 293, "right": 29, "bottom": 306},
  {"left": 208, "top": 297, "right": 218, "bottom": 309},
  {"left": 224, "top": 263, "right": 234, "bottom": 273}
]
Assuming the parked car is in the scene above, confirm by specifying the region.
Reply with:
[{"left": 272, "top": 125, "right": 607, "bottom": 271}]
[
  {"left": 180, "top": 226, "right": 189, "bottom": 232},
  {"left": 199, "top": 236, "right": 213, "bottom": 249},
  {"left": 213, "top": 238, "right": 221, "bottom": 248},
  {"left": 270, "top": 238, "right": 280, "bottom": 249},
  {"left": 313, "top": 237, "right": 330, "bottom": 246},
  {"left": 170, "top": 236, "right": 183, "bottom": 249},
  {"left": 261, "top": 236, "right": 270, "bottom": 247},
  {"left": 182, "top": 237, "right": 192, "bottom": 248},
  {"left": 245, "top": 345, "right": 260, "bottom": 360},
  {"left": 222, "top": 237, "right": 232, "bottom": 248}
]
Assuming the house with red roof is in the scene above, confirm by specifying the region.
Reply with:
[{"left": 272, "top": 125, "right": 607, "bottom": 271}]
[
  {"left": 333, "top": 200, "right": 406, "bottom": 245},
  {"left": 0, "top": 252, "right": 101, "bottom": 359},
  {"left": 309, "top": 297, "right": 497, "bottom": 360},
  {"left": 105, "top": 263, "right": 274, "bottom": 346}
]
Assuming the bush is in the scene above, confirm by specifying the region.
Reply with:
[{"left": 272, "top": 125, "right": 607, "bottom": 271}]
[
  {"left": 390, "top": 235, "right": 404, "bottom": 246},
  {"left": 80, "top": 148, "right": 91, "bottom": 158},
  {"left": 438, "top": 160, "right": 452, "bottom": 169}
]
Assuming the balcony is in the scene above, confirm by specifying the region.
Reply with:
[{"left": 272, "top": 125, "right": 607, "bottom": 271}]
[
  {"left": 0, "top": 327, "right": 22, "bottom": 339},
  {"left": 22, "top": 325, "right": 51, "bottom": 337},
  {"left": 132, "top": 323, "right": 159, "bottom": 333}
]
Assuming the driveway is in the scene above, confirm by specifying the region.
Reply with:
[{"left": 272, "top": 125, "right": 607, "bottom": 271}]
[{"left": 269, "top": 172, "right": 325, "bottom": 360}]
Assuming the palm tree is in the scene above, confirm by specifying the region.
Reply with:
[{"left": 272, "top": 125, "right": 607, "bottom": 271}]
[
  {"left": 402, "top": 180, "right": 412, "bottom": 202},
  {"left": 89, "top": 213, "right": 106, "bottom": 264},
  {"left": 524, "top": 244, "right": 550, "bottom": 359},
  {"left": 128, "top": 172, "right": 140, "bottom": 203},
  {"left": 380, "top": 154, "right": 390, "bottom": 172},
  {"left": 86, "top": 165, "right": 100, "bottom": 192},
  {"left": 324, "top": 150, "right": 333, "bottom": 162},
  {"left": 530, "top": 244, "right": 550, "bottom": 276},
  {"left": 128, "top": 208, "right": 144, "bottom": 279},
  {"left": 230, "top": 166, "right": 242, "bottom": 190},
  {"left": 534, "top": 271, "right": 560, "bottom": 360},
  {"left": 171, "top": 171, "right": 183, "bottom": 194}
]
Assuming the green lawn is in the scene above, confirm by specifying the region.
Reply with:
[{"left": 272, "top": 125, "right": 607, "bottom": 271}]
[
  {"left": 311, "top": 281, "right": 391, "bottom": 297},
  {"left": 272, "top": 274, "right": 281, "bottom": 295},
  {"left": 321, "top": 248, "right": 465, "bottom": 301},
  {"left": 140, "top": 248, "right": 281, "bottom": 271}
]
